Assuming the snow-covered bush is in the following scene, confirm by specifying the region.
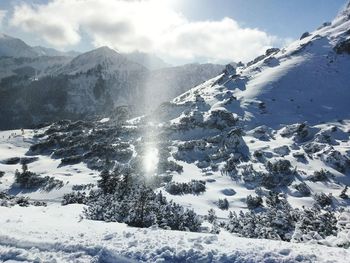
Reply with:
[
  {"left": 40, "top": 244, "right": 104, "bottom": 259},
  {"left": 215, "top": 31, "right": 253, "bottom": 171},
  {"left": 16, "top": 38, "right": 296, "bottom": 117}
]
[
  {"left": 97, "top": 165, "right": 133, "bottom": 195},
  {"left": 217, "top": 198, "right": 229, "bottom": 210},
  {"left": 147, "top": 174, "right": 173, "bottom": 189},
  {"left": 60, "top": 155, "right": 83, "bottom": 166},
  {"left": 246, "top": 195, "right": 263, "bottom": 209},
  {"left": 158, "top": 160, "right": 183, "bottom": 174},
  {"left": 165, "top": 180, "right": 206, "bottom": 195},
  {"left": 261, "top": 171, "right": 294, "bottom": 189},
  {"left": 293, "top": 183, "right": 311, "bottom": 196},
  {"left": 0, "top": 192, "right": 46, "bottom": 207},
  {"left": 226, "top": 199, "right": 295, "bottom": 241},
  {"left": 292, "top": 207, "right": 337, "bottom": 243},
  {"left": 84, "top": 188, "right": 202, "bottom": 231},
  {"left": 177, "top": 110, "right": 204, "bottom": 130},
  {"left": 207, "top": 208, "right": 217, "bottom": 223},
  {"left": 205, "top": 108, "right": 238, "bottom": 130},
  {"left": 250, "top": 125, "right": 272, "bottom": 141},
  {"left": 324, "top": 211, "right": 350, "bottom": 248},
  {"left": 85, "top": 166, "right": 203, "bottom": 231},
  {"left": 174, "top": 139, "right": 211, "bottom": 163},
  {"left": 280, "top": 123, "right": 312, "bottom": 142},
  {"left": 224, "top": 128, "right": 248, "bottom": 154},
  {"left": 221, "top": 157, "right": 238, "bottom": 176},
  {"left": 321, "top": 149, "right": 349, "bottom": 173},
  {"left": 303, "top": 142, "right": 327, "bottom": 155},
  {"left": 14, "top": 164, "right": 64, "bottom": 191},
  {"left": 266, "top": 159, "right": 292, "bottom": 174},
  {"left": 315, "top": 130, "right": 337, "bottom": 145},
  {"left": 62, "top": 191, "right": 87, "bottom": 205},
  {"left": 240, "top": 164, "right": 263, "bottom": 184},
  {"left": 226, "top": 192, "right": 338, "bottom": 242},
  {"left": 71, "top": 183, "right": 94, "bottom": 191},
  {"left": 313, "top": 193, "right": 333, "bottom": 207},
  {"left": 261, "top": 160, "right": 295, "bottom": 189},
  {"left": 253, "top": 150, "right": 264, "bottom": 159},
  {"left": 308, "top": 169, "right": 332, "bottom": 182},
  {"left": 29, "top": 137, "right": 58, "bottom": 155},
  {"left": 340, "top": 186, "right": 349, "bottom": 199}
]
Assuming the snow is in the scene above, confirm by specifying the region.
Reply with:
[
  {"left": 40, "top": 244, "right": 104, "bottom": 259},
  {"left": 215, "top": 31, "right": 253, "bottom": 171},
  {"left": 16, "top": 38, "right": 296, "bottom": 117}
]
[
  {"left": 1, "top": 203, "right": 349, "bottom": 263},
  {"left": 0, "top": 130, "right": 99, "bottom": 201},
  {"left": 99, "top": 118, "right": 110, "bottom": 123}
]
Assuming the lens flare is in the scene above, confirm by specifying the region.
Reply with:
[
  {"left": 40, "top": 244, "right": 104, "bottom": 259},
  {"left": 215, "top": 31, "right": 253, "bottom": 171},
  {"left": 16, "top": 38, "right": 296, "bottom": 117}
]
[{"left": 143, "top": 146, "right": 159, "bottom": 175}]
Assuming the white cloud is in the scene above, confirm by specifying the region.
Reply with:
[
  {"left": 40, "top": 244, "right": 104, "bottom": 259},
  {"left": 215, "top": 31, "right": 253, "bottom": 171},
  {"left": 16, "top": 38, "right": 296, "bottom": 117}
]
[
  {"left": 9, "top": 0, "right": 285, "bottom": 63},
  {"left": 0, "top": 10, "right": 7, "bottom": 28}
]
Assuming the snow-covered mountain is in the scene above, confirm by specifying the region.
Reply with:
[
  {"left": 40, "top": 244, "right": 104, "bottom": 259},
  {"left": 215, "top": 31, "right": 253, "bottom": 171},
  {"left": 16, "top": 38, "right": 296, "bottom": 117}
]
[
  {"left": 0, "top": 34, "right": 78, "bottom": 58},
  {"left": 32, "top": 46, "right": 80, "bottom": 57},
  {"left": 0, "top": 41, "right": 225, "bottom": 129},
  {"left": 123, "top": 50, "right": 171, "bottom": 70},
  {"left": 148, "top": 3, "right": 350, "bottom": 210},
  {"left": 0, "top": 33, "right": 38, "bottom": 58},
  {"left": 160, "top": 12, "right": 350, "bottom": 128},
  {"left": 57, "top": 46, "right": 148, "bottom": 75},
  {"left": 0, "top": 56, "right": 71, "bottom": 81}
]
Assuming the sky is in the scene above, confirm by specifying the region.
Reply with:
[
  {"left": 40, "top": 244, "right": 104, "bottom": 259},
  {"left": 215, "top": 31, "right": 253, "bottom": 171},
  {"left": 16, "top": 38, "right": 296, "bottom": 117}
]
[{"left": 0, "top": 0, "right": 348, "bottom": 65}]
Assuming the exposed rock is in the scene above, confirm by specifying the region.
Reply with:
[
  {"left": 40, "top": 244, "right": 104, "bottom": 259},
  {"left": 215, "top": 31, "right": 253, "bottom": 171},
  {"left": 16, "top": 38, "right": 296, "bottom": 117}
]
[
  {"left": 300, "top": 32, "right": 311, "bottom": 40},
  {"left": 334, "top": 38, "right": 350, "bottom": 54}
]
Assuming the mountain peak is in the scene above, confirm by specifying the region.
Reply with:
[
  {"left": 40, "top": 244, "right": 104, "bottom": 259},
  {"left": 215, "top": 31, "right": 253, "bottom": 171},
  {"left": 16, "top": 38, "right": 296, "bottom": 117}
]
[
  {"left": 58, "top": 45, "right": 147, "bottom": 75},
  {"left": 71, "top": 46, "right": 122, "bottom": 62},
  {"left": 91, "top": 46, "right": 119, "bottom": 55}
]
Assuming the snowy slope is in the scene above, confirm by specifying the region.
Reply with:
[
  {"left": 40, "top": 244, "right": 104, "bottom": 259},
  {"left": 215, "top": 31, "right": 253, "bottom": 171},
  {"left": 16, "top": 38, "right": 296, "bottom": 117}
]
[
  {"left": 164, "top": 10, "right": 350, "bottom": 128},
  {"left": 147, "top": 6, "right": 350, "bottom": 216},
  {"left": 1, "top": 203, "right": 349, "bottom": 262}
]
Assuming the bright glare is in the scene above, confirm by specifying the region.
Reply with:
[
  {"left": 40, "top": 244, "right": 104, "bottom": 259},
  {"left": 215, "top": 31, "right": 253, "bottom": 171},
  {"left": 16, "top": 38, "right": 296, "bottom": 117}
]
[{"left": 143, "top": 147, "right": 159, "bottom": 175}]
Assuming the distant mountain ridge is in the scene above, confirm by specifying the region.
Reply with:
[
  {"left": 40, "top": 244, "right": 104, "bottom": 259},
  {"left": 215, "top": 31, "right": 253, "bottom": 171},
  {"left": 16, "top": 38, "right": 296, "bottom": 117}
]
[
  {"left": 0, "top": 34, "right": 78, "bottom": 58},
  {"left": 0, "top": 33, "right": 170, "bottom": 70},
  {"left": 0, "top": 35, "right": 225, "bottom": 130},
  {"left": 123, "top": 51, "right": 171, "bottom": 70}
]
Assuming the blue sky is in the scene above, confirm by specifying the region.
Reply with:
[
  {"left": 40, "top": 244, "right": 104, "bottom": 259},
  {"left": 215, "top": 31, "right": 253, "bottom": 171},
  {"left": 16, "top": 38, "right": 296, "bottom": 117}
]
[
  {"left": 0, "top": 0, "right": 348, "bottom": 64},
  {"left": 175, "top": 0, "right": 348, "bottom": 38}
]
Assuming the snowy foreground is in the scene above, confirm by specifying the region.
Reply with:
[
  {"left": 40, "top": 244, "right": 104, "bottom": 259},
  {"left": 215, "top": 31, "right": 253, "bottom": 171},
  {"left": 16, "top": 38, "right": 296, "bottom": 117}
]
[
  {"left": 1, "top": 203, "right": 349, "bottom": 263},
  {"left": 0, "top": 129, "right": 349, "bottom": 262}
]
